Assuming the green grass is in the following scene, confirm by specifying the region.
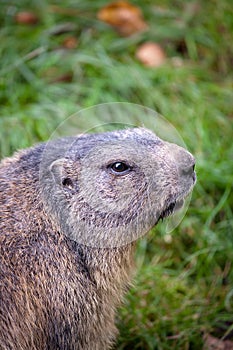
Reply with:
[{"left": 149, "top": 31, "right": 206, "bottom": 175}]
[{"left": 1, "top": 1, "right": 233, "bottom": 349}]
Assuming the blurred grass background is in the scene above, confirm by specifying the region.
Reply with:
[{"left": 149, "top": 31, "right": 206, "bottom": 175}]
[{"left": 0, "top": 0, "right": 233, "bottom": 349}]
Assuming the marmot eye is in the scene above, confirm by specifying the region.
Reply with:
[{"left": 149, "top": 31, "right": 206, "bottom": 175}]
[
  {"left": 62, "top": 177, "right": 73, "bottom": 189},
  {"left": 109, "top": 162, "right": 130, "bottom": 175}
]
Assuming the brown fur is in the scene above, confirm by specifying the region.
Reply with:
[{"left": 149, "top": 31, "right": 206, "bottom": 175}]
[{"left": 0, "top": 128, "right": 195, "bottom": 349}]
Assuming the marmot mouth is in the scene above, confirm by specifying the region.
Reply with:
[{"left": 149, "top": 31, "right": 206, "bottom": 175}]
[{"left": 158, "top": 199, "right": 184, "bottom": 222}]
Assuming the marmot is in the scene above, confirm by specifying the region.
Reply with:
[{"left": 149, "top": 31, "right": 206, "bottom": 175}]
[{"left": 0, "top": 127, "right": 196, "bottom": 350}]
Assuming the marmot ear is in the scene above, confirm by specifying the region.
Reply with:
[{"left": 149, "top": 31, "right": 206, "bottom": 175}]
[
  {"left": 49, "top": 158, "right": 78, "bottom": 193},
  {"left": 49, "top": 158, "right": 67, "bottom": 184}
]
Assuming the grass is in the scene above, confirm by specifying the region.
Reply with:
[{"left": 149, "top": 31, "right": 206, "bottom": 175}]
[{"left": 1, "top": 0, "right": 233, "bottom": 349}]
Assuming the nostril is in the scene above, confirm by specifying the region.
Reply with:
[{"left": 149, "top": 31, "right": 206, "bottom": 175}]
[{"left": 182, "top": 163, "right": 196, "bottom": 177}]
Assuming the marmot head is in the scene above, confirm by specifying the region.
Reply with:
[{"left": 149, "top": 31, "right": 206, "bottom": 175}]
[{"left": 40, "top": 128, "right": 196, "bottom": 248}]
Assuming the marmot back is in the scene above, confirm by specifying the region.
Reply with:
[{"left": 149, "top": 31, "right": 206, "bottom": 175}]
[{"left": 0, "top": 128, "right": 196, "bottom": 350}]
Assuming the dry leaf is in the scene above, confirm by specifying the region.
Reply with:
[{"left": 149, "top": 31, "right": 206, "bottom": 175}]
[
  {"left": 50, "top": 73, "right": 73, "bottom": 84},
  {"left": 41, "top": 67, "right": 73, "bottom": 84},
  {"left": 97, "top": 0, "right": 148, "bottom": 36},
  {"left": 15, "top": 11, "right": 39, "bottom": 25},
  {"left": 136, "top": 42, "right": 166, "bottom": 67},
  {"left": 62, "top": 36, "right": 79, "bottom": 49},
  {"left": 203, "top": 333, "right": 233, "bottom": 350}
]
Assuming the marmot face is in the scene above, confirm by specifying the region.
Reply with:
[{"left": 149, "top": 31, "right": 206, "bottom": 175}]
[{"left": 40, "top": 128, "right": 196, "bottom": 248}]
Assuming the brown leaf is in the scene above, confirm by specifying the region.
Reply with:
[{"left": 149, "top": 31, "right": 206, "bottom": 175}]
[
  {"left": 50, "top": 73, "right": 73, "bottom": 84},
  {"left": 97, "top": 0, "right": 148, "bottom": 36},
  {"left": 203, "top": 333, "right": 233, "bottom": 350},
  {"left": 41, "top": 67, "right": 73, "bottom": 83},
  {"left": 62, "top": 36, "right": 79, "bottom": 49},
  {"left": 136, "top": 42, "right": 166, "bottom": 67},
  {"left": 15, "top": 11, "right": 39, "bottom": 25}
]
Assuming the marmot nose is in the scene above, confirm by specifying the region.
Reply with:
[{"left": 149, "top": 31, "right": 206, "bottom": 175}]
[{"left": 182, "top": 163, "right": 196, "bottom": 182}]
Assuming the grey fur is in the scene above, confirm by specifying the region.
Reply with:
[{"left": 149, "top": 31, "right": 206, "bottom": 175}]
[{"left": 0, "top": 127, "right": 196, "bottom": 349}]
